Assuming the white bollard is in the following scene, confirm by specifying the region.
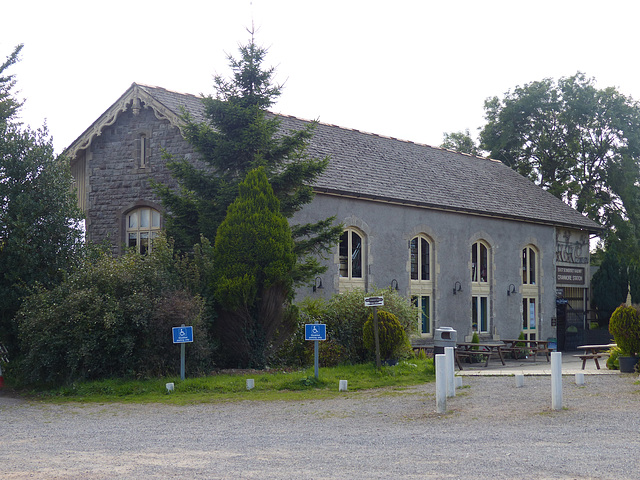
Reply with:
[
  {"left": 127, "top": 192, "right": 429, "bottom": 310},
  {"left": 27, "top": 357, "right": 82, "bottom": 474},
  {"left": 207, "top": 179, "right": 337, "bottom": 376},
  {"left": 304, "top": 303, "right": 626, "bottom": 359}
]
[
  {"left": 575, "top": 372, "right": 585, "bottom": 386},
  {"left": 435, "top": 354, "right": 446, "bottom": 413},
  {"left": 445, "top": 347, "right": 455, "bottom": 397},
  {"left": 165, "top": 382, "right": 174, "bottom": 393},
  {"left": 246, "top": 379, "right": 255, "bottom": 390},
  {"left": 515, "top": 374, "right": 524, "bottom": 388},
  {"left": 455, "top": 376, "right": 463, "bottom": 388},
  {"left": 339, "top": 380, "right": 348, "bottom": 392},
  {"left": 551, "top": 352, "right": 563, "bottom": 410}
]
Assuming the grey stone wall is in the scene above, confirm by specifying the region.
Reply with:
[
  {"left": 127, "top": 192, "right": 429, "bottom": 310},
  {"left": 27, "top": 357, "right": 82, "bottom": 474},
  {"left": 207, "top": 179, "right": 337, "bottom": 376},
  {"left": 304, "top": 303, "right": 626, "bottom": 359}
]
[
  {"left": 292, "top": 194, "right": 558, "bottom": 342},
  {"left": 86, "top": 106, "right": 194, "bottom": 254}
]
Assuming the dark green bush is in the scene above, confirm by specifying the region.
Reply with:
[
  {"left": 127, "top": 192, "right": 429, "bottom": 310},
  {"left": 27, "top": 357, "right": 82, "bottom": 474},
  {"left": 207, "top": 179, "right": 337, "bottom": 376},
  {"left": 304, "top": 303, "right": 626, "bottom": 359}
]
[
  {"left": 15, "top": 239, "right": 213, "bottom": 386},
  {"left": 363, "top": 310, "right": 409, "bottom": 361},
  {"left": 609, "top": 304, "right": 640, "bottom": 357},
  {"left": 321, "top": 287, "right": 417, "bottom": 363}
]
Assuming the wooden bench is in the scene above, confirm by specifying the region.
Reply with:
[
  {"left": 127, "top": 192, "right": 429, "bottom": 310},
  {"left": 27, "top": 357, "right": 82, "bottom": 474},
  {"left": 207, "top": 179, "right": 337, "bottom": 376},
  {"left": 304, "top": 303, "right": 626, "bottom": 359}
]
[
  {"left": 574, "top": 353, "right": 604, "bottom": 370},
  {"left": 501, "top": 340, "right": 550, "bottom": 362},
  {"left": 455, "top": 349, "right": 493, "bottom": 369}
]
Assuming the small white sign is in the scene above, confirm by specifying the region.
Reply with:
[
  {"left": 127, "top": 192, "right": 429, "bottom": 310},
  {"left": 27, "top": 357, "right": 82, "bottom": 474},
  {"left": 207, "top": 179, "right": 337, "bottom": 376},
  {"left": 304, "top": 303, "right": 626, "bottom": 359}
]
[{"left": 364, "top": 296, "right": 384, "bottom": 307}]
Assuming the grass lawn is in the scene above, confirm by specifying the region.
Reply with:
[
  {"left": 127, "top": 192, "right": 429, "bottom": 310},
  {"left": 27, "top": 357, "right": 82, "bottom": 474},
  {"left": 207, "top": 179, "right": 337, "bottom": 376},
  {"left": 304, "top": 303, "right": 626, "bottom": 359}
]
[{"left": 19, "top": 358, "right": 435, "bottom": 404}]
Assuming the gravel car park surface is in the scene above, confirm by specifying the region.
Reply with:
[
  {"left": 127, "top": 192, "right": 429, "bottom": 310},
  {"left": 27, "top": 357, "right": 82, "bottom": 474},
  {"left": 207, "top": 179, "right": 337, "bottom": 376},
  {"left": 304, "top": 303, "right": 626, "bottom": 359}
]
[{"left": 1, "top": 374, "right": 639, "bottom": 479}]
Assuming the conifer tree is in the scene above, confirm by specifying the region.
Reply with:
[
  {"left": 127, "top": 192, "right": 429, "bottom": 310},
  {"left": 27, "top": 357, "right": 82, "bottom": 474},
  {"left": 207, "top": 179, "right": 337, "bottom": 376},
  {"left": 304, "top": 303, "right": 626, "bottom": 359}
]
[
  {"left": 155, "top": 33, "right": 342, "bottom": 285},
  {"left": 212, "top": 167, "right": 296, "bottom": 367}
]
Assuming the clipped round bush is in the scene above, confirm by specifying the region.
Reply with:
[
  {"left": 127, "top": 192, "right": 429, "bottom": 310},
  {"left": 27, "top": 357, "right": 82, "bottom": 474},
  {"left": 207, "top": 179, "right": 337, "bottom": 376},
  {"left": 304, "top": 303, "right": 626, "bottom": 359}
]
[
  {"left": 363, "top": 310, "right": 408, "bottom": 361},
  {"left": 609, "top": 304, "right": 640, "bottom": 357}
]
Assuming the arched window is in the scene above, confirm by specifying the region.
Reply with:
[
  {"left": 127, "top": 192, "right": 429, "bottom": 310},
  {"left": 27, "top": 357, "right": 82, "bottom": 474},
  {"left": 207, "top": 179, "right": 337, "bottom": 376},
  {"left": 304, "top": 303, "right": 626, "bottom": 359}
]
[
  {"left": 521, "top": 245, "right": 539, "bottom": 340},
  {"left": 522, "top": 246, "right": 537, "bottom": 285},
  {"left": 338, "top": 228, "right": 366, "bottom": 292},
  {"left": 126, "top": 207, "right": 161, "bottom": 254},
  {"left": 471, "top": 240, "right": 491, "bottom": 333},
  {"left": 410, "top": 236, "right": 430, "bottom": 281},
  {"left": 410, "top": 234, "right": 434, "bottom": 335},
  {"left": 339, "top": 229, "right": 363, "bottom": 279},
  {"left": 471, "top": 241, "right": 488, "bottom": 283}
]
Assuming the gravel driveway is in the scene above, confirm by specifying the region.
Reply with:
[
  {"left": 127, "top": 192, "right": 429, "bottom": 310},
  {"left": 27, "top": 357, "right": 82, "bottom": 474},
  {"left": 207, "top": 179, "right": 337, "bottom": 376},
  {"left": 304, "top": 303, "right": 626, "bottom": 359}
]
[{"left": 1, "top": 374, "right": 639, "bottom": 479}]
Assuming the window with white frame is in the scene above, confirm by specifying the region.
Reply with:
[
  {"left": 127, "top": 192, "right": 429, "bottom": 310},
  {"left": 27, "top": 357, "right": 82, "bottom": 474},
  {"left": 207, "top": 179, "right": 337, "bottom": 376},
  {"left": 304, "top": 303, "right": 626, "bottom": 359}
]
[
  {"left": 471, "top": 240, "right": 491, "bottom": 333},
  {"left": 522, "top": 246, "right": 537, "bottom": 285},
  {"left": 410, "top": 234, "right": 433, "bottom": 335},
  {"left": 472, "top": 296, "right": 489, "bottom": 333},
  {"left": 471, "top": 241, "right": 488, "bottom": 283},
  {"left": 127, "top": 207, "right": 161, "bottom": 254},
  {"left": 521, "top": 245, "right": 539, "bottom": 340},
  {"left": 338, "top": 228, "right": 365, "bottom": 292}
]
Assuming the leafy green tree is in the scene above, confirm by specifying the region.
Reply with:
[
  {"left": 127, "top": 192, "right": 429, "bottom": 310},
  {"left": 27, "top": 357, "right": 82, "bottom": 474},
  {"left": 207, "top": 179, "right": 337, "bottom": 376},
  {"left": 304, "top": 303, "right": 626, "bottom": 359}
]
[
  {"left": 154, "top": 34, "right": 342, "bottom": 285},
  {"left": 16, "top": 237, "right": 212, "bottom": 385},
  {"left": 440, "top": 129, "right": 480, "bottom": 156},
  {"left": 212, "top": 167, "right": 296, "bottom": 367},
  {"left": 480, "top": 73, "right": 640, "bottom": 249},
  {"left": 0, "top": 45, "right": 84, "bottom": 353},
  {"left": 591, "top": 246, "right": 629, "bottom": 322}
]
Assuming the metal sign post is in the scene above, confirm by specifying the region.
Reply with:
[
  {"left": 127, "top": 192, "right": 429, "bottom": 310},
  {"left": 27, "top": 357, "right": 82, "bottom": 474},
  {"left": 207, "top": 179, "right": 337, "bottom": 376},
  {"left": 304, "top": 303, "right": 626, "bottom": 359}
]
[
  {"left": 305, "top": 323, "right": 327, "bottom": 379},
  {"left": 172, "top": 324, "right": 194, "bottom": 380},
  {"left": 365, "top": 296, "right": 384, "bottom": 370}
]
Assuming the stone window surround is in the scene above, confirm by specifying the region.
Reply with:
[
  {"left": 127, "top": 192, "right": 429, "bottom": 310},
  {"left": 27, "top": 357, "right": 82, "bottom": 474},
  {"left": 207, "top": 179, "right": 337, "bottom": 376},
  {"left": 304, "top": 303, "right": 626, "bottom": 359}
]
[{"left": 117, "top": 200, "right": 164, "bottom": 255}]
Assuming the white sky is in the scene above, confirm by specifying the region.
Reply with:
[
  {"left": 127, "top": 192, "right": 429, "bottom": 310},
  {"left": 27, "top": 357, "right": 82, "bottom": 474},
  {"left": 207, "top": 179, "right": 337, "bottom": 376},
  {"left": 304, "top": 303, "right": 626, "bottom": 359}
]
[{"left": 3, "top": 0, "right": 640, "bottom": 154}]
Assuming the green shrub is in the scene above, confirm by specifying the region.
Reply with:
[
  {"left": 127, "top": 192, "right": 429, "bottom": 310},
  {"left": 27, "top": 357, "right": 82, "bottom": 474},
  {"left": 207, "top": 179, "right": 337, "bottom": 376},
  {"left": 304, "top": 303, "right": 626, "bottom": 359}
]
[
  {"left": 15, "top": 240, "right": 213, "bottom": 386},
  {"left": 609, "top": 304, "right": 640, "bottom": 357},
  {"left": 362, "top": 310, "right": 409, "bottom": 361},
  {"left": 319, "top": 340, "right": 348, "bottom": 367},
  {"left": 321, "top": 287, "right": 417, "bottom": 363},
  {"left": 606, "top": 345, "right": 621, "bottom": 370}
]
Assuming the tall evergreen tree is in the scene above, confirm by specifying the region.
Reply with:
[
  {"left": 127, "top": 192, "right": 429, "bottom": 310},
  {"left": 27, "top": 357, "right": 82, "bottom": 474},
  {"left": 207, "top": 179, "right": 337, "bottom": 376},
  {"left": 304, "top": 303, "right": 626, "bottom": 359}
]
[
  {"left": 154, "top": 34, "right": 342, "bottom": 285},
  {"left": 212, "top": 167, "right": 296, "bottom": 367},
  {"left": 0, "top": 45, "right": 84, "bottom": 353}
]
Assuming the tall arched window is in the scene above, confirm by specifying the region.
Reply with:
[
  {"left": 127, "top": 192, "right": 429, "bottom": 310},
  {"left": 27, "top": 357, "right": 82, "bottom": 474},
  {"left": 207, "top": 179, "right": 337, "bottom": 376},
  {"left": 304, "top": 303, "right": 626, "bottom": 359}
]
[
  {"left": 127, "top": 207, "right": 161, "bottom": 254},
  {"left": 471, "top": 240, "right": 491, "bottom": 333},
  {"left": 522, "top": 246, "right": 537, "bottom": 285},
  {"left": 410, "top": 234, "right": 433, "bottom": 335},
  {"left": 339, "top": 228, "right": 366, "bottom": 292},
  {"left": 521, "top": 245, "right": 539, "bottom": 340}
]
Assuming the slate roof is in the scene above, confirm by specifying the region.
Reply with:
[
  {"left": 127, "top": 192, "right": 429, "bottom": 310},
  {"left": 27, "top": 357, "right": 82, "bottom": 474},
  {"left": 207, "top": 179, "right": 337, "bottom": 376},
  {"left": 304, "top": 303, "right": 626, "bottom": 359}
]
[{"left": 73, "top": 83, "right": 602, "bottom": 233}]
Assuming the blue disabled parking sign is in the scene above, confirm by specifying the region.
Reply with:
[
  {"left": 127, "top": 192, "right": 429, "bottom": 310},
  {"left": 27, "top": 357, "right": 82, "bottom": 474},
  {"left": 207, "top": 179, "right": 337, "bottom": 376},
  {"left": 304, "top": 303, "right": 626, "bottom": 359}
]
[
  {"left": 305, "top": 323, "right": 326, "bottom": 341},
  {"left": 172, "top": 326, "right": 194, "bottom": 343}
]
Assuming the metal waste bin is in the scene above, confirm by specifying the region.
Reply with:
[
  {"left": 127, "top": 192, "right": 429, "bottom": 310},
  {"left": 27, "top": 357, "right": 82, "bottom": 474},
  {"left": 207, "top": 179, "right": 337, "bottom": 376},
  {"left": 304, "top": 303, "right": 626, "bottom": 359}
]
[{"left": 434, "top": 327, "right": 457, "bottom": 355}]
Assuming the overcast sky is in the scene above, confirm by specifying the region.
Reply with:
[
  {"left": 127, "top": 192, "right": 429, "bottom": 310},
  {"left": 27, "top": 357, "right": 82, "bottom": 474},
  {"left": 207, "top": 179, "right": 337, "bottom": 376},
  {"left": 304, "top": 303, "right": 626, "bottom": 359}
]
[{"left": 3, "top": 0, "right": 640, "bottom": 154}]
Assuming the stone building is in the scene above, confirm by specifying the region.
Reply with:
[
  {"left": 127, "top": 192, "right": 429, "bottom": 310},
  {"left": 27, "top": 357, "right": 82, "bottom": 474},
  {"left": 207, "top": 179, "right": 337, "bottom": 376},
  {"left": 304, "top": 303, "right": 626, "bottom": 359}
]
[{"left": 66, "top": 83, "right": 601, "bottom": 348}]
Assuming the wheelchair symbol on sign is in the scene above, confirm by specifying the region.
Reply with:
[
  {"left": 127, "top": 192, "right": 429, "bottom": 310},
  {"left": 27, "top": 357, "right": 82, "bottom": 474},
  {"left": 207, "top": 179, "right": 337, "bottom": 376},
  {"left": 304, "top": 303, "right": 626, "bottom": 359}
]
[{"left": 312, "top": 326, "right": 319, "bottom": 334}]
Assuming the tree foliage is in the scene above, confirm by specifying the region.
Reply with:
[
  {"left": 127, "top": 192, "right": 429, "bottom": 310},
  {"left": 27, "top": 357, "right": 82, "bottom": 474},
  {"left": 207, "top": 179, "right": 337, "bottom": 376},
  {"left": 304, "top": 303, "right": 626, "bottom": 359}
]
[
  {"left": 440, "top": 129, "right": 480, "bottom": 156},
  {"left": 0, "top": 45, "right": 84, "bottom": 353},
  {"left": 154, "top": 33, "right": 342, "bottom": 285},
  {"left": 479, "top": 73, "right": 640, "bottom": 250},
  {"left": 591, "top": 246, "right": 629, "bottom": 321},
  {"left": 212, "top": 167, "right": 297, "bottom": 367},
  {"left": 16, "top": 238, "right": 212, "bottom": 385}
]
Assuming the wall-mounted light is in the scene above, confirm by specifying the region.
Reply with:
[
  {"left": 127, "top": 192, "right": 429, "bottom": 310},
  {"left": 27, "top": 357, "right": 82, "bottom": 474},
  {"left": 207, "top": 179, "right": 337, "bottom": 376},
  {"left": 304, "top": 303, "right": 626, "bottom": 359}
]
[
  {"left": 507, "top": 284, "right": 517, "bottom": 296},
  {"left": 453, "top": 281, "right": 462, "bottom": 295},
  {"left": 390, "top": 279, "right": 399, "bottom": 291},
  {"left": 313, "top": 277, "right": 323, "bottom": 293}
]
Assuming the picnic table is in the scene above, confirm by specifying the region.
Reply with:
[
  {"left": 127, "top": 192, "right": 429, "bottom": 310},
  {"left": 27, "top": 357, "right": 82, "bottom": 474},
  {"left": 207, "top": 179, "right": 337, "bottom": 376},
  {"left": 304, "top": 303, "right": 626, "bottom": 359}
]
[
  {"left": 455, "top": 342, "right": 506, "bottom": 370},
  {"left": 501, "top": 339, "right": 551, "bottom": 362},
  {"left": 575, "top": 344, "right": 616, "bottom": 370}
]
